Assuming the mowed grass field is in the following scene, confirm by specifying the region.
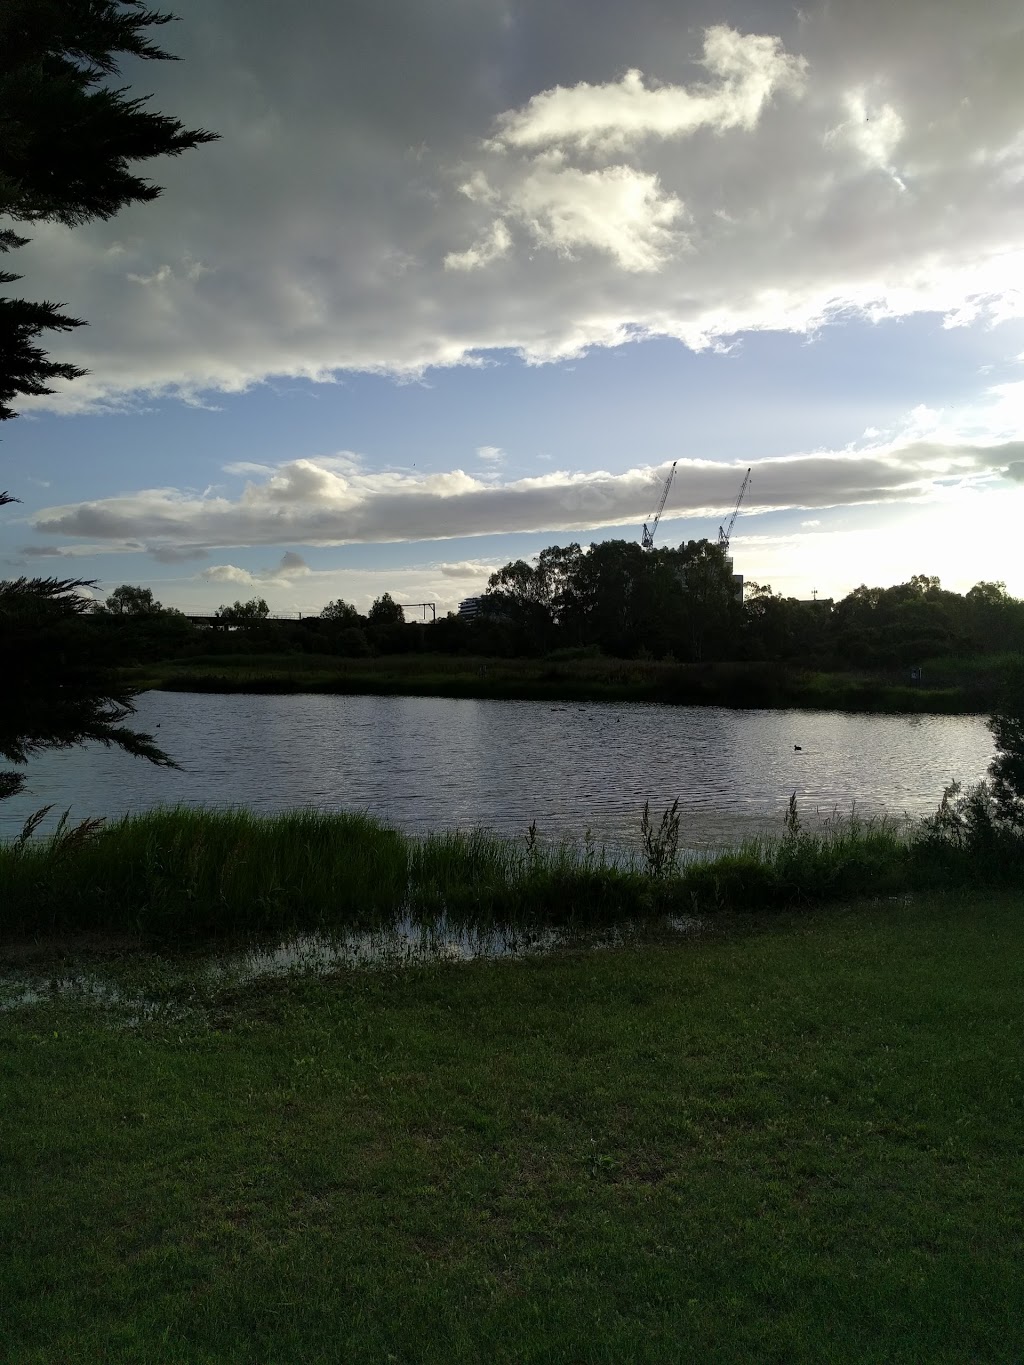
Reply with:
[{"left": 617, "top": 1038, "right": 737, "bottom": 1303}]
[{"left": 2, "top": 889, "right": 1022, "bottom": 1363}]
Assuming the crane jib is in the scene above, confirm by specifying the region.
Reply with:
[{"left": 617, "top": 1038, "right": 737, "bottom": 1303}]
[
  {"left": 718, "top": 467, "right": 752, "bottom": 551},
  {"left": 641, "top": 460, "right": 678, "bottom": 550}
]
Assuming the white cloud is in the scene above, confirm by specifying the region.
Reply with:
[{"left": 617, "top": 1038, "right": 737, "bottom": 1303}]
[
  {"left": 30, "top": 430, "right": 1022, "bottom": 556},
  {"left": 476, "top": 445, "right": 505, "bottom": 462},
  {"left": 503, "top": 157, "right": 685, "bottom": 271},
  {"left": 826, "top": 89, "right": 906, "bottom": 186},
  {"left": 202, "top": 563, "right": 255, "bottom": 586},
  {"left": 222, "top": 460, "right": 276, "bottom": 476},
  {"left": 444, "top": 218, "right": 511, "bottom": 271},
  {"left": 10, "top": 3, "right": 1024, "bottom": 410},
  {"left": 438, "top": 559, "right": 498, "bottom": 578},
  {"left": 202, "top": 551, "right": 312, "bottom": 588},
  {"left": 491, "top": 28, "right": 806, "bottom": 155}
]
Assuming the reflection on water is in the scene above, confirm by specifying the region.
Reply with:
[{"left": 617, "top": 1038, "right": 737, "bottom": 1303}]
[
  {"left": 0, "top": 913, "right": 705, "bottom": 1018},
  {"left": 0, "top": 692, "right": 994, "bottom": 847}
]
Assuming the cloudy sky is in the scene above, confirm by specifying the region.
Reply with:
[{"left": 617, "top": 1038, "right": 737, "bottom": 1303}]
[{"left": 4, "top": 0, "right": 1024, "bottom": 614}]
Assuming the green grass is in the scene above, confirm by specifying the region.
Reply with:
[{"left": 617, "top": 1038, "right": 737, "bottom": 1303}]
[
  {"left": 6, "top": 803, "right": 1018, "bottom": 941},
  {"left": 123, "top": 651, "right": 1000, "bottom": 712},
  {"left": 1, "top": 889, "right": 1022, "bottom": 1361}
]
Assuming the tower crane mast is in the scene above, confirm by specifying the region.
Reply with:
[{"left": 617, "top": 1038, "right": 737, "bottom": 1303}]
[
  {"left": 718, "top": 467, "right": 751, "bottom": 553},
  {"left": 642, "top": 461, "right": 677, "bottom": 550}
]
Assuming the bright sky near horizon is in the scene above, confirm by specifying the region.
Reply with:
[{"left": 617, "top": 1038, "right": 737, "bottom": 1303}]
[{"left": 3, "top": 0, "right": 1024, "bottom": 615}]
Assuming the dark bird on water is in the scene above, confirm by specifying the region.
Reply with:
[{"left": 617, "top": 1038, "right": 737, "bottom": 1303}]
[{"left": 794, "top": 745, "right": 802, "bottom": 751}]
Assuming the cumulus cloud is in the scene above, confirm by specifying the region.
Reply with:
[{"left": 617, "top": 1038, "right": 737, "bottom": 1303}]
[
  {"left": 202, "top": 551, "right": 312, "bottom": 588},
  {"left": 30, "top": 438, "right": 1020, "bottom": 556},
  {"left": 494, "top": 157, "right": 686, "bottom": 272},
  {"left": 490, "top": 28, "right": 806, "bottom": 155},
  {"left": 11, "top": 1, "right": 1024, "bottom": 411},
  {"left": 438, "top": 560, "right": 499, "bottom": 578},
  {"left": 444, "top": 219, "right": 512, "bottom": 272},
  {"left": 475, "top": 445, "right": 505, "bottom": 462}
]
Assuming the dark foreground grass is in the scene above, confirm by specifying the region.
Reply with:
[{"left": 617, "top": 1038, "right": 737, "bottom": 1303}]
[
  {"left": 1, "top": 890, "right": 1022, "bottom": 1362},
  {"left": 4, "top": 804, "right": 1018, "bottom": 940}
]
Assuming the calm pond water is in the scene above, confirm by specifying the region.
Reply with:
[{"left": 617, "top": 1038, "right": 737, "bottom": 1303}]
[{"left": 0, "top": 693, "right": 995, "bottom": 848}]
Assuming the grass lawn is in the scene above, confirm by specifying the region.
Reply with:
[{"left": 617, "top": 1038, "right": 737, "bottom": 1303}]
[{"left": 1, "top": 890, "right": 1022, "bottom": 1362}]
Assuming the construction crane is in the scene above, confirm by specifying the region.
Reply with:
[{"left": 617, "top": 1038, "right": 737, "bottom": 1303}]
[
  {"left": 718, "top": 467, "right": 751, "bottom": 554},
  {"left": 641, "top": 460, "right": 677, "bottom": 550}
]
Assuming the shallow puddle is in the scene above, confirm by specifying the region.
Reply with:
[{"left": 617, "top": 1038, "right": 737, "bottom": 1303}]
[{"left": 0, "top": 913, "right": 705, "bottom": 1020}]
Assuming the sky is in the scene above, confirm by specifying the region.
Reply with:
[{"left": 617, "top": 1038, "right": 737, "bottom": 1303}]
[{"left": 3, "top": 0, "right": 1024, "bottom": 615}]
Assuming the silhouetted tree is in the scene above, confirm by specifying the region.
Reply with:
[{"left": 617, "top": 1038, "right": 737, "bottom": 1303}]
[
  {"left": 989, "top": 664, "right": 1024, "bottom": 828},
  {"left": 0, "top": 576, "right": 177, "bottom": 800},
  {"left": 215, "top": 598, "right": 270, "bottom": 625},
  {"left": 0, "top": 0, "right": 218, "bottom": 418},
  {"left": 367, "top": 593, "right": 404, "bottom": 626},
  {"left": 0, "top": 2, "right": 216, "bottom": 800},
  {"left": 98, "top": 584, "right": 162, "bottom": 616},
  {"left": 320, "top": 597, "right": 361, "bottom": 624}
]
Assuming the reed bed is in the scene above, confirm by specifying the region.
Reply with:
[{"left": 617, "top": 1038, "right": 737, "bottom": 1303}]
[
  {"left": 0, "top": 808, "right": 408, "bottom": 937},
  {"left": 3, "top": 798, "right": 1021, "bottom": 941}
]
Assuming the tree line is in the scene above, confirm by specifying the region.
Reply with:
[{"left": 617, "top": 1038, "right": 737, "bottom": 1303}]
[{"left": 82, "top": 544, "right": 1024, "bottom": 672}]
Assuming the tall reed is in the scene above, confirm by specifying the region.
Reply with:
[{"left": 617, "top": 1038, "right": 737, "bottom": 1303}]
[{"left": 2, "top": 798, "right": 1021, "bottom": 941}]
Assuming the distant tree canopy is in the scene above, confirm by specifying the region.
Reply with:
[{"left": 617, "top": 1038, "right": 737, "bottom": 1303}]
[
  {"left": 465, "top": 541, "right": 1024, "bottom": 667},
  {"left": 13, "top": 567, "right": 1024, "bottom": 704},
  {"left": 98, "top": 584, "right": 163, "bottom": 616},
  {"left": 482, "top": 539, "right": 743, "bottom": 660},
  {"left": 320, "top": 597, "right": 360, "bottom": 624},
  {"left": 215, "top": 598, "right": 270, "bottom": 625},
  {"left": 0, "top": 2, "right": 215, "bottom": 799},
  {"left": 368, "top": 593, "right": 404, "bottom": 627}
]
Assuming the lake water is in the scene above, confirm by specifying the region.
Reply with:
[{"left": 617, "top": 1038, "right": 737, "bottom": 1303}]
[{"left": 0, "top": 693, "right": 995, "bottom": 849}]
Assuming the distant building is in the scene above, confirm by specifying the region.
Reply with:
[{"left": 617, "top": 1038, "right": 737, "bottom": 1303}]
[
  {"left": 724, "top": 556, "right": 744, "bottom": 603},
  {"left": 458, "top": 596, "right": 482, "bottom": 620},
  {"left": 677, "top": 557, "right": 744, "bottom": 602}
]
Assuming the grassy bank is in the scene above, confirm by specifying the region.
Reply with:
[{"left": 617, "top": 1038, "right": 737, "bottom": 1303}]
[
  {"left": 122, "top": 652, "right": 1002, "bottom": 713},
  {"left": 3, "top": 804, "right": 1021, "bottom": 941},
  {"left": 2, "top": 889, "right": 1022, "bottom": 1362}
]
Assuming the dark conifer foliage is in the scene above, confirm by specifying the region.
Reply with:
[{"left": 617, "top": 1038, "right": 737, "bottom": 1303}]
[
  {"left": 0, "top": 577, "right": 177, "bottom": 800},
  {"left": 0, "top": 0, "right": 218, "bottom": 231},
  {"left": 1, "top": 2, "right": 215, "bottom": 799},
  {"left": 0, "top": 0, "right": 217, "bottom": 421},
  {"left": 0, "top": 229, "right": 86, "bottom": 419}
]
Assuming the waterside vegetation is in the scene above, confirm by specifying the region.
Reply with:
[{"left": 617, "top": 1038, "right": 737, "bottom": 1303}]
[
  {"left": 3, "top": 791, "right": 1022, "bottom": 943},
  {"left": 84, "top": 562, "right": 1024, "bottom": 713},
  {"left": 126, "top": 648, "right": 1018, "bottom": 713}
]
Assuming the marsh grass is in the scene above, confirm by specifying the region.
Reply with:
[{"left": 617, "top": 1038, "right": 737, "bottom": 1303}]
[
  {"left": 0, "top": 807, "right": 408, "bottom": 937},
  {"left": 127, "top": 651, "right": 989, "bottom": 712},
  {"left": 3, "top": 793, "right": 1022, "bottom": 941}
]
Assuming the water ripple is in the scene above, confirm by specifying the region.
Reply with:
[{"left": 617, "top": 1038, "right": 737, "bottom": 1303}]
[{"left": 0, "top": 693, "right": 994, "bottom": 847}]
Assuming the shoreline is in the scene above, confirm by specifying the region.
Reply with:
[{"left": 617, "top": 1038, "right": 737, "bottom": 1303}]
[{"left": 127, "top": 656, "right": 999, "bottom": 715}]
